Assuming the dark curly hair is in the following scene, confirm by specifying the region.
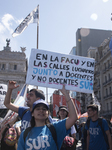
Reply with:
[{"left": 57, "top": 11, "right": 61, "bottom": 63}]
[{"left": 87, "top": 104, "right": 98, "bottom": 112}]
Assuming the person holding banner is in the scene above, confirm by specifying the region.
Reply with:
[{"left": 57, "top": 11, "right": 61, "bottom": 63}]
[
  {"left": 17, "top": 85, "right": 78, "bottom": 150},
  {"left": 57, "top": 105, "right": 76, "bottom": 139},
  {"left": 4, "top": 80, "right": 46, "bottom": 132}
]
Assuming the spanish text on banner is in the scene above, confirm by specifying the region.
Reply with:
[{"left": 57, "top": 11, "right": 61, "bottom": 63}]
[
  {"left": 0, "top": 84, "right": 7, "bottom": 109},
  {"left": 26, "top": 49, "right": 95, "bottom": 93}
]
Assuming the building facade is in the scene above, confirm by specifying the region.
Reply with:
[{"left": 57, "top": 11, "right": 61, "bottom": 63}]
[
  {"left": 88, "top": 38, "right": 112, "bottom": 119},
  {"left": 70, "top": 28, "right": 112, "bottom": 114},
  {"left": 76, "top": 28, "right": 112, "bottom": 57},
  {"left": 0, "top": 39, "right": 28, "bottom": 100}
]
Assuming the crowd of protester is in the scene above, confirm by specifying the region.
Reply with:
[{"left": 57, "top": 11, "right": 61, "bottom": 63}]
[{"left": 0, "top": 80, "right": 112, "bottom": 150}]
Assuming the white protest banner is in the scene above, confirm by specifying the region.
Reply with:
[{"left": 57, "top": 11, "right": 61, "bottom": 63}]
[
  {"left": 0, "top": 84, "right": 7, "bottom": 109},
  {"left": 0, "top": 84, "right": 28, "bottom": 136},
  {"left": 26, "top": 49, "right": 95, "bottom": 93}
]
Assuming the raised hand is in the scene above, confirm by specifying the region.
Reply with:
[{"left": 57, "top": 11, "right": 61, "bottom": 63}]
[
  {"left": 8, "top": 80, "right": 20, "bottom": 90},
  {"left": 60, "top": 85, "right": 70, "bottom": 98}
]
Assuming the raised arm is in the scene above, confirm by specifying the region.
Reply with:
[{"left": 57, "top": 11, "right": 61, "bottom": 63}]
[
  {"left": 60, "top": 85, "right": 78, "bottom": 130},
  {"left": 4, "top": 81, "right": 20, "bottom": 113}
]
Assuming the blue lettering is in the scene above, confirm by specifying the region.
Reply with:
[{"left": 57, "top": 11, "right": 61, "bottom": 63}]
[
  {"left": 33, "top": 68, "right": 57, "bottom": 76},
  {"left": 43, "top": 69, "right": 48, "bottom": 75},
  {"left": 38, "top": 69, "right": 43, "bottom": 75},
  {"left": 53, "top": 70, "right": 58, "bottom": 75},
  {"left": 80, "top": 81, "right": 84, "bottom": 89},
  {"left": 48, "top": 69, "right": 53, "bottom": 75},
  {"left": 33, "top": 68, "right": 38, "bottom": 74},
  {"left": 85, "top": 81, "right": 89, "bottom": 89},
  {"left": 80, "top": 81, "right": 93, "bottom": 90}
]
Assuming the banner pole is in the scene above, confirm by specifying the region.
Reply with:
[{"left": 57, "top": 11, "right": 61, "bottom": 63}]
[
  {"left": 36, "top": 5, "right": 39, "bottom": 89},
  {"left": 46, "top": 87, "right": 48, "bottom": 103},
  {"left": 37, "top": 24, "right": 39, "bottom": 49}
]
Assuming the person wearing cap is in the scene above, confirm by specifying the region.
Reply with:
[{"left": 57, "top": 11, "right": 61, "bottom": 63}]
[
  {"left": 85, "top": 104, "right": 112, "bottom": 150},
  {"left": 17, "top": 85, "right": 78, "bottom": 150},
  {"left": 57, "top": 105, "right": 68, "bottom": 119},
  {"left": 57, "top": 105, "right": 76, "bottom": 138},
  {"left": 57, "top": 105, "right": 77, "bottom": 150},
  {"left": 4, "top": 80, "right": 45, "bottom": 132}
]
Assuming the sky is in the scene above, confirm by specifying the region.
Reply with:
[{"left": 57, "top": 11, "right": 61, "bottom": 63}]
[{"left": 0, "top": 0, "right": 112, "bottom": 101}]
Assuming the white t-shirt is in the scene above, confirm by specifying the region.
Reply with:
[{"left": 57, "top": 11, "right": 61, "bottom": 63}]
[{"left": 71, "top": 125, "right": 76, "bottom": 134}]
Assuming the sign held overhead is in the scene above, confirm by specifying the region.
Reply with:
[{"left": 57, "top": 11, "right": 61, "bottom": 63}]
[{"left": 26, "top": 49, "right": 95, "bottom": 93}]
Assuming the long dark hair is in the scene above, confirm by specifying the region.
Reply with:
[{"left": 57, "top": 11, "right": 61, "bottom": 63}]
[
  {"left": 27, "top": 110, "right": 50, "bottom": 140},
  {"left": 30, "top": 110, "right": 50, "bottom": 128}
]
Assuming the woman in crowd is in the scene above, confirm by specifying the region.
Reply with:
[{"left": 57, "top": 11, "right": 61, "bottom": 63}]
[
  {"left": 17, "top": 85, "right": 78, "bottom": 150},
  {"left": 57, "top": 105, "right": 77, "bottom": 150}
]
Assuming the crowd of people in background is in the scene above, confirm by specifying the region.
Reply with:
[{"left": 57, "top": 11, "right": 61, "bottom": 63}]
[{"left": 1, "top": 80, "right": 112, "bottom": 150}]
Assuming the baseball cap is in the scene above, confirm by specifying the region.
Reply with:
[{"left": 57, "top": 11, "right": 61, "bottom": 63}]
[
  {"left": 32, "top": 99, "right": 49, "bottom": 113},
  {"left": 57, "top": 105, "right": 68, "bottom": 115},
  {"left": 58, "top": 105, "right": 68, "bottom": 114}
]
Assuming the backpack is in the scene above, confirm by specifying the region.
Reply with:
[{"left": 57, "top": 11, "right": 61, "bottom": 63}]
[
  {"left": 82, "top": 123, "right": 87, "bottom": 143},
  {"left": 4, "top": 125, "right": 18, "bottom": 146},
  {"left": 62, "top": 136, "right": 76, "bottom": 150},
  {"left": 20, "top": 108, "right": 30, "bottom": 120},
  {"left": 63, "top": 136, "right": 74, "bottom": 147},
  {"left": 85, "top": 117, "right": 110, "bottom": 148},
  {"left": 23, "top": 123, "right": 59, "bottom": 150},
  {"left": 61, "top": 131, "right": 76, "bottom": 150}
]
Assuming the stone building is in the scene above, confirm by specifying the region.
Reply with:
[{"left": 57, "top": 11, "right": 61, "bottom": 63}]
[
  {"left": 88, "top": 38, "right": 112, "bottom": 119},
  {"left": 0, "top": 39, "right": 28, "bottom": 100}
]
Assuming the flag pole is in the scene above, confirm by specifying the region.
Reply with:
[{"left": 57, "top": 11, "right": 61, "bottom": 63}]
[
  {"left": 36, "top": 5, "right": 39, "bottom": 89},
  {"left": 46, "top": 87, "right": 48, "bottom": 103},
  {"left": 37, "top": 5, "right": 39, "bottom": 49},
  {"left": 36, "top": 25, "right": 39, "bottom": 88},
  {"left": 36, "top": 5, "right": 48, "bottom": 102},
  {"left": 37, "top": 25, "right": 39, "bottom": 49}
]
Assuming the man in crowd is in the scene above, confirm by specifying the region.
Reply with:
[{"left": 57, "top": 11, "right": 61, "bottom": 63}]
[
  {"left": 86, "top": 104, "right": 112, "bottom": 150},
  {"left": 4, "top": 80, "right": 45, "bottom": 131}
]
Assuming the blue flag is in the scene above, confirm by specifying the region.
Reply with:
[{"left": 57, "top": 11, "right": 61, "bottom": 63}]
[{"left": 109, "top": 37, "right": 112, "bottom": 55}]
